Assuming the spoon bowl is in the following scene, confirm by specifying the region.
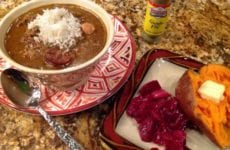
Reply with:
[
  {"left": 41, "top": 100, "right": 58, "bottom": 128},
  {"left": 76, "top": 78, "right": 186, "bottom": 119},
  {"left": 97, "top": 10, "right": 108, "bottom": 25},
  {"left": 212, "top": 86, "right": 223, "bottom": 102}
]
[
  {"left": 1, "top": 69, "right": 34, "bottom": 107},
  {"left": 1, "top": 68, "right": 84, "bottom": 150}
]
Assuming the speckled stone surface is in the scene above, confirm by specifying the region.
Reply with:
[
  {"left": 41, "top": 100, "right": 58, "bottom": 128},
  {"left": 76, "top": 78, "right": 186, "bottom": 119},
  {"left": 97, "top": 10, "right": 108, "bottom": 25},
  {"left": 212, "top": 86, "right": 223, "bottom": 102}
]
[{"left": 0, "top": 0, "right": 229, "bottom": 149}]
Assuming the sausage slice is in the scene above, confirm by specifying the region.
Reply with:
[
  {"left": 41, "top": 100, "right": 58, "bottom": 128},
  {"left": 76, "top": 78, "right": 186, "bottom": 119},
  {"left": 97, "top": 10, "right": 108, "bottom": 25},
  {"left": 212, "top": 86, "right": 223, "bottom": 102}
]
[
  {"left": 44, "top": 48, "right": 75, "bottom": 68},
  {"left": 81, "top": 22, "right": 95, "bottom": 35}
]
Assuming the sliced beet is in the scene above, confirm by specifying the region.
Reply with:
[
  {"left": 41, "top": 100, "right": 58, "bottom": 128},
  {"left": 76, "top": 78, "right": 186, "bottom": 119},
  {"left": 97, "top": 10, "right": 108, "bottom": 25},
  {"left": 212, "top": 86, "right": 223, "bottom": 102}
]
[
  {"left": 127, "top": 96, "right": 150, "bottom": 123},
  {"left": 126, "top": 96, "right": 143, "bottom": 117},
  {"left": 139, "top": 80, "right": 161, "bottom": 96},
  {"left": 138, "top": 117, "right": 157, "bottom": 142},
  {"left": 151, "top": 148, "right": 159, "bottom": 150},
  {"left": 166, "top": 131, "right": 186, "bottom": 150},
  {"left": 145, "top": 89, "right": 171, "bottom": 100},
  {"left": 153, "top": 130, "right": 171, "bottom": 145},
  {"left": 126, "top": 80, "right": 188, "bottom": 150}
]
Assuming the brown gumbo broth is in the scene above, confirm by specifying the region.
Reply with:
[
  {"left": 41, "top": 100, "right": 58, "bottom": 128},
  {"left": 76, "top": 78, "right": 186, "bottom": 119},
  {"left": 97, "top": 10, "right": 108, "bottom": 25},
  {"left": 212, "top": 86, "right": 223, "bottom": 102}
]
[{"left": 5, "top": 4, "right": 107, "bottom": 69}]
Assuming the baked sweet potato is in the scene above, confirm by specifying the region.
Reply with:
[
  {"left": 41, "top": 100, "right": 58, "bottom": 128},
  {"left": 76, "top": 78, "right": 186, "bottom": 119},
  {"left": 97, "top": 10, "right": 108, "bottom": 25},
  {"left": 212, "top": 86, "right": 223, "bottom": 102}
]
[{"left": 175, "top": 64, "right": 230, "bottom": 148}]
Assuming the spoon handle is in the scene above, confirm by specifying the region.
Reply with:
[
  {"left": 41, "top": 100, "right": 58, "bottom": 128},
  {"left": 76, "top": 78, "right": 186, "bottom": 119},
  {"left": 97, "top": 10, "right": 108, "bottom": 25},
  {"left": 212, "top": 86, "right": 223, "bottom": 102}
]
[{"left": 37, "top": 106, "right": 84, "bottom": 150}]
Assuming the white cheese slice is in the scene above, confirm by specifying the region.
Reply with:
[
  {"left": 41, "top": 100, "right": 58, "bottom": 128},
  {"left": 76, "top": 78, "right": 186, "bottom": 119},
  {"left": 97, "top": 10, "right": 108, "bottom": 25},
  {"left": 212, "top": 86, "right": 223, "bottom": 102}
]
[{"left": 198, "top": 80, "right": 225, "bottom": 103}]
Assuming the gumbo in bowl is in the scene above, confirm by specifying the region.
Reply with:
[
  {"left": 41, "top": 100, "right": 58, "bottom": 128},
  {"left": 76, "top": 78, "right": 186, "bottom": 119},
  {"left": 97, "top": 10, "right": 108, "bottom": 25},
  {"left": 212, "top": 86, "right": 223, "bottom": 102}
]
[{"left": 5, "top": 4, "right": 107, "bottom": 69}]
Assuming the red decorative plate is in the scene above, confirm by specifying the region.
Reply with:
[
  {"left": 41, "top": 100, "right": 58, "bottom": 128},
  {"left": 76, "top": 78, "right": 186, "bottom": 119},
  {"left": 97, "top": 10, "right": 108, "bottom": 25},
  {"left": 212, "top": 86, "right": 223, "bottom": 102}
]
[
  {"left": 0, "top": 16, "right": 136, "bottom": 115},
  {"left": 100, "top": 49, "right": 205, "bottom": 150}
]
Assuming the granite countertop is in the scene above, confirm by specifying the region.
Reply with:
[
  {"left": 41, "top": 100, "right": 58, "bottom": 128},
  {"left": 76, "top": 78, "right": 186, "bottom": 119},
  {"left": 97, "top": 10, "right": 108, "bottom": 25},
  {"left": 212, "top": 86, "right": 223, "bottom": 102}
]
[{"left": 0, "top": 0, "right": 229, "bottom": 149}]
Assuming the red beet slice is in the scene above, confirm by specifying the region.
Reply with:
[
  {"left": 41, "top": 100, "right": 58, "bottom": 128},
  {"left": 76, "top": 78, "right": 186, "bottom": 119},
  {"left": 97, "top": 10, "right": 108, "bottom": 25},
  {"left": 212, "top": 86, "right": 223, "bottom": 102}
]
[
  {"left": 139, "top": 80, "right": 161, "bottom": 96},
  {"left": 166, "top": 131, "right": 186, "bottom": 150},
  {"left": 138, "top": 117, "right": 157, "bottom": 142}
]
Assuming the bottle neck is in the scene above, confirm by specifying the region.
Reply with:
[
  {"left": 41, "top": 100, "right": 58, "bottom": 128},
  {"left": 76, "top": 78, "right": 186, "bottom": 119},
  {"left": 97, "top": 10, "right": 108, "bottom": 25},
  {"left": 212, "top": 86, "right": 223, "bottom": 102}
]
[{"left": 149, "top": 0, "right": 171, "bottom": 8}]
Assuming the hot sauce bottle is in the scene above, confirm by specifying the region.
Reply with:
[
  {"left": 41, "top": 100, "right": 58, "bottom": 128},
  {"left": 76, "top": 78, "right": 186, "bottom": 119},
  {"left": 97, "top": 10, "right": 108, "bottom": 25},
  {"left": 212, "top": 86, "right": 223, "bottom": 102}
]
[{"left": 142, "top": 0, "right": 171, "bottom": 42}]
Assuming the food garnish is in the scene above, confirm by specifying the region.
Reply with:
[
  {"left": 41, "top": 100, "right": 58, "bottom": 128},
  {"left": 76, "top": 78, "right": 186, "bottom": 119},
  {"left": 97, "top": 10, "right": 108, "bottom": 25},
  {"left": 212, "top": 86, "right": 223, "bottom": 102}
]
[
  {"left": 28, "top": 7, "right": 82, "bottom": 50},
  {"left": 198, "top": 80, "right": 225, "bottom": 103}
]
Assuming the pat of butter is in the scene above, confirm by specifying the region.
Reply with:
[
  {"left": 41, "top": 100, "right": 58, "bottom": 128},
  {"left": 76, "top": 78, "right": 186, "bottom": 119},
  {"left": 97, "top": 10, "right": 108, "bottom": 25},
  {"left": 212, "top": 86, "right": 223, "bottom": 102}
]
[{"left": 198, "top": 80, "right": 225, "bottom": 103}]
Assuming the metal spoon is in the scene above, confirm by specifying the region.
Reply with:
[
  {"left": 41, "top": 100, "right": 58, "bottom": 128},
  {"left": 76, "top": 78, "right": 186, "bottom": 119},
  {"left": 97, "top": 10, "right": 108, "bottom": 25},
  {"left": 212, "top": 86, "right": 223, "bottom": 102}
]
[{"left": 1, "top": 68, "right": 84, "bottom": 150}]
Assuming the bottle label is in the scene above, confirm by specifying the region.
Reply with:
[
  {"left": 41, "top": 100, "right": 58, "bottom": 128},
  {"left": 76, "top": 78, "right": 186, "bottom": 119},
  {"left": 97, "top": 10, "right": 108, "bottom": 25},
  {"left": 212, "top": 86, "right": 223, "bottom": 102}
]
[{"left": 143, "top": 1, "right": 169, "bottom": 36}]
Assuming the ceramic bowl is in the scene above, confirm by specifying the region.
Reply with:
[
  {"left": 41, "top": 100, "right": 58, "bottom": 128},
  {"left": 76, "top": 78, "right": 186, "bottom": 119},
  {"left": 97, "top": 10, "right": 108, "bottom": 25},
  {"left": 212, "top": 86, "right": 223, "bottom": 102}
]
[{"left": 0, "top": 0, "right": 114, "bottom": 90}]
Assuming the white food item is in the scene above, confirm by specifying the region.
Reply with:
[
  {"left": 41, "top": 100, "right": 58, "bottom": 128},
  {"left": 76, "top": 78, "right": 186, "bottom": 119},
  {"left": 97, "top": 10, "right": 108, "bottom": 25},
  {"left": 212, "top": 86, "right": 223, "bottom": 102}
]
[
  {"left": 28, "top": 7, "right": 82, "bottom": 50},
  {"left": 198, "top": 80, "right": 225, "bottom": 103}
]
